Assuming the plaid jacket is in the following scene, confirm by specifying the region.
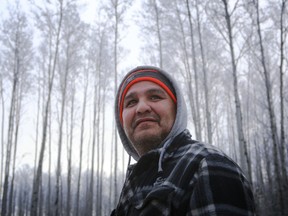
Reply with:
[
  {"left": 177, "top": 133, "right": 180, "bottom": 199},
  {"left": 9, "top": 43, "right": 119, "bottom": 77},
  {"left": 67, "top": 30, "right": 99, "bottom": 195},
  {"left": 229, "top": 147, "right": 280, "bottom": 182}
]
[{"left": 111, "top": 130, "right": 255, "bottom": 216}]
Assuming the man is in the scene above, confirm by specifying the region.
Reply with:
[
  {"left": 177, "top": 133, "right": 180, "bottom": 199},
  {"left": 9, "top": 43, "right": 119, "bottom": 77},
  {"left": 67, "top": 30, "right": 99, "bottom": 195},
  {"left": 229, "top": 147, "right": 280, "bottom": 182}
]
[{"left": 112, "top": 66, "right": 255, "bottom": 215}]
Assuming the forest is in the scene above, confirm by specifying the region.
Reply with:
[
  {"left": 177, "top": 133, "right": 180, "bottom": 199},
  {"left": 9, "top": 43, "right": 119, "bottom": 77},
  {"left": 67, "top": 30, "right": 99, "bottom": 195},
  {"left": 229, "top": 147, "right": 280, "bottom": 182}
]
[{"left": 0, "top": 0, "right": 287, "bottom": 215}]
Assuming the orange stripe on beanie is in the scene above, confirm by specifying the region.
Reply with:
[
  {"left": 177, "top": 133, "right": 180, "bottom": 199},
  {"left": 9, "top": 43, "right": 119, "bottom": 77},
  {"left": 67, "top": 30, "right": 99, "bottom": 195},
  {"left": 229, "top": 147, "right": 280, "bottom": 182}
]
[{"left": 118, "top": 69, "right": 177, "bottom": 124}]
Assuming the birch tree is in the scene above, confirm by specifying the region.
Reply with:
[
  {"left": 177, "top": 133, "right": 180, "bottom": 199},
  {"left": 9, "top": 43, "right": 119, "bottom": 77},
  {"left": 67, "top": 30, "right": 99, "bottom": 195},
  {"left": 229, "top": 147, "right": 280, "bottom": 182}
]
[
  {"left": 0, "top": 72, "right": 4, "bottom": 201},
  {"left": 184, "top": 0, "right": 202, "bottom": 140},
  {"left": 30, "top": 1, "right": 64, "bottom": 215},
  {"left": 217, "top": 0, "right": 251, "bottom": 180},
  {"left": 194, "top": 0, "right": 212, "bottom": 143},
  {"left": 8, "top": 70, "right": 26, "bottom": 216},
  {"left": 140, "top": 0, "right": 165, "bottom": 67},
  {"left": 54, "top": 2, "right": 83, "bottom": 215},
  {"left": 278, "top": 1, "right": 288, "bottom": 206},
  {"left": 75, "top": 63, "right": 89, "bottom": 216},
  {"left": 0, "top": 31, "right": 5, "bottom": 212},
  {"left": 252, "top": 0, "right": 285, "bottom": 214},
  {"left": 0, "top": 4, "right": 32, "bottom": 215},
  {"left": 104, "top": 0, "right": 132, "bottom": 206}
]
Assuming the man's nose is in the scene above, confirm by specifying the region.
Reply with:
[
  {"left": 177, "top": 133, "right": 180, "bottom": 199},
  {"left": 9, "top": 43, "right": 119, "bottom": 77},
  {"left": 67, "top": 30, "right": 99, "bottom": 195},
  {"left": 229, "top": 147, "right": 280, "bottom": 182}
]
[{"left": 136, "top": 99, "right": 151, "bottom": 114}]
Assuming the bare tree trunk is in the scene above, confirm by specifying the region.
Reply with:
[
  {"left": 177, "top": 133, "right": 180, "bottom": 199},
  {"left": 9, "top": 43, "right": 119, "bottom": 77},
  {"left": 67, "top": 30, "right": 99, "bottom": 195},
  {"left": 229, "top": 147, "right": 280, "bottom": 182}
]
[
  {"left": 254, "top": 137, "right": 264, "bottom": 215},
  {"left": 185, "top": 0, "right": 202, "bottom": 141},
  {"left": 109, "top": 120, "right": 115, "bottom": 211},
  {"left": 39, "top": 184, "right": 44, "bottom": 216},
  {"left": 87, "top": 69, "right": 99, "bottom": 215},
  {"left": 1, "top": 44, "right": 19, "bottom": 216},
  {"left": 55, "top": 29, "right": 71, "bottom": 216},
  {"left": 0, "top": 78, "right": 4, "bottom": 199},
  {"left": 75, "top": 66, "right": 88, "bottom": 216},
  {"left": 34, "top": 78, "right": 41, "bottom": 178},
  {"left": 96, "top": 30, "right": 104, "bottom": 215},
  {"left": 222, "top": 0, "right": 251, "bottom": 181},
  {"left": 175, "top": 0, "right": 199, "bottom": 141},
  {"left": 152, "top": 0, "right": 163, "bottom": 68},
  {"left": 253, "top": 0, "right": 284, "bottom": 214},
  {"left": 112, "top": 0, "right": 119, "bottom": 206},
  {"left": 30, "top": 1, "right": 63, "bottom": 215},
  {"left": 47, "top": 101, "right": 52, "bottom": 216},
  {"left": 96, "top": 78, "right": 101, "bottom": 215},
  {"left": 99, "top": 84, "right": 107, "bottom": 216},
  {"left": 0, "top": 5, "right": 33, "bottom": 214},
  {"left": 227, "top": 91, "right": 237, "bottom": 161},
  {"left": 66, "top": 80, "right": 75, "bottom": 216},
  {"left": 54, "top": 78, "right": 65, "bottom": 216},
  {"left": 195, "top": 0, "right": 212, "bottom": 143},
  {"left": 43, "top": 24, "right": 52, "bottom": 216},
  {"left": 8, "top": 79, "right": 23, "bottom": 216},
  {"left": 279, "top": 2, "right": 288, "bottom": 211},
  {"left": 8, "top": 130, "right": 16, "bottom": 216}
]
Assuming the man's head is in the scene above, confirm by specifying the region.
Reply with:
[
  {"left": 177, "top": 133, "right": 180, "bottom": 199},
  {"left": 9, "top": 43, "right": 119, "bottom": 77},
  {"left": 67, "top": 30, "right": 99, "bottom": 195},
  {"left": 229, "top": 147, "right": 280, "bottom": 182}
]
[
  {"left": 115, "top": 66, "right": 187, "bottom": 161},
  {"left": 122, "top": 81, "right": 176, "bottom": 156}
]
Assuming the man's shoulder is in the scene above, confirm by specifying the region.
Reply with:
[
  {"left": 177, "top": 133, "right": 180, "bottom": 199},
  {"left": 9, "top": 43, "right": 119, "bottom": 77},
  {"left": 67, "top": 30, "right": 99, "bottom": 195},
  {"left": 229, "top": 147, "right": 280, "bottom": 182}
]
[
  {"left": 172, "top": 136, "right": 240, "bottom": 170},
  {"left": 171, "top": 129, "right": 227, "bottom": 157},
  {"left": 175, "top": 138, "right": 226, "bottom": 159}
]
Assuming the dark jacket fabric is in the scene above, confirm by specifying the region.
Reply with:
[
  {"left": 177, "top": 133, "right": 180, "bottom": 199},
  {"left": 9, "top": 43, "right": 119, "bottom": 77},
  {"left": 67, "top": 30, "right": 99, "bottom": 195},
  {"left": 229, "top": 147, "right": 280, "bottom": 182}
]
[{"left": 111, "top": 130, "right": 255, "bottom": 216}]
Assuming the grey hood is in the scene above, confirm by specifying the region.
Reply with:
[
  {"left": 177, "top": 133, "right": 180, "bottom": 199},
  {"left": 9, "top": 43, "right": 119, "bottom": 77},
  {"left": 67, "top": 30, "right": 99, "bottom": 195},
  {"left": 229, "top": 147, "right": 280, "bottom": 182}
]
[{"left": 115, "top": 66, "right": 187, "bottom": 162}]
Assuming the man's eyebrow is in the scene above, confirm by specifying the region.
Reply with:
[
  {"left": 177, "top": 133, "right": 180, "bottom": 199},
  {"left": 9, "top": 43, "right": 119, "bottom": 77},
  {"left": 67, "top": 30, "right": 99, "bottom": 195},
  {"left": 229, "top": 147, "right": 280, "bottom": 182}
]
[
  {"left": 124, "top": 88, "right": 167, "bottom": 102},
  {"left": 147, "top": 88, "right": 166, "bottom": 95},
  {"left": 124, "top": 92, "right": 137, "bottom": 101}
]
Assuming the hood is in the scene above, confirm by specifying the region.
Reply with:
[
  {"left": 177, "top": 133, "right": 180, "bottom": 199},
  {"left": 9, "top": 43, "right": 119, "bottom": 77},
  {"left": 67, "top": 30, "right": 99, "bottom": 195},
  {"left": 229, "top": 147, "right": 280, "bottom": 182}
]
[{"left": 115, "top": 65, "right": 187, "bottom": 161}]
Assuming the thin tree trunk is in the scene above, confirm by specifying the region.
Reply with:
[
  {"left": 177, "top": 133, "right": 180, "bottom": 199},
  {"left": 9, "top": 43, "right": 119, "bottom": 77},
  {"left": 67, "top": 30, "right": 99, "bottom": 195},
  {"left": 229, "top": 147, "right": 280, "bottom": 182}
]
[
  {"left": 99, "top": 85, "right": 106, "bottom": 216},
  {"left": 1, "top": 45, "right": 19, "bottom": 216},
  {"left": 96, "top": 78, "right": 101, "bottom": 215},
  {"left": 39, "top": 183, "right": 44, "bottom": 216},
  {"left": 222, "top": 0, "right": 251, "bottom": 181},
  {"left": 88, "top": 71, "right": 99, "bottom": 215},
  {"left": 44, "top": 22, "right": 52, "bottom": 216},
  {"left": 177, "top": 0, "right": 199, "bottom": 140},
  {"left": 30, "top": 1, "right": 63, "bottom": 215},
  {"left": 8, "top": 79, "right": 23, "bottom": 216},
  {"left": 55, "top": 78, "right": 66, "bottom": 216},
  {"left": 254, "top": 0, "right": 284, "bottom": 214},
  {"left": 66, "top": 81, "right": 75, "bottom": 216},
  {"left": 227, "top": 91, "right": 237, "bottom": 161},
  {"left": 254, "top": 136, "right": 264, "bottom": 215},
  {"left": 34, "top": 78, "right": 41, "bottom": 178},
  {"left": 0, "top": 78, "right": 5, "bottom": 200},
  {"left": 8, "top": 131, "right": 16, "bottom": 216},
  {"left": 195, "top": 0, "right": 212, "bottom": 143},
  {"left": 113, "top": 0, "right": 119, "bottom": 206},
  {"left": 75, "top": 67, "right": 88, "bottom": 216},
  {"left": 96, "top": 32, "right": 103, "bottom": 215},
  {"left": 55, "top": 30, "right": 71, "bottom": 216},
  {"left": 152, "top": 0, "right": 163, "bottom": 68},
  {"left": 279, "top": 2, "right": 288, "bottom": 212},
  {"left": 186, "top": 0, "right": 202, "bottom": 140},
  {"left": 47, "top": 100, "right": 52, "bottom": 216},
  {"left": 109, "top": 120, "right": 115, "bottom": 211}
]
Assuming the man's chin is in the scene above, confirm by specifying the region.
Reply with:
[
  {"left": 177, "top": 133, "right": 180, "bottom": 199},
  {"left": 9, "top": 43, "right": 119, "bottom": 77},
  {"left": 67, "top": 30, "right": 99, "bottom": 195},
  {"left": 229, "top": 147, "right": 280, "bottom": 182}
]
[
  {"left": 133, "top": 130, "right": 162, "bottom": 146},
  {"left": 134, "top": 127, "right": 158, "bottom": 138}
]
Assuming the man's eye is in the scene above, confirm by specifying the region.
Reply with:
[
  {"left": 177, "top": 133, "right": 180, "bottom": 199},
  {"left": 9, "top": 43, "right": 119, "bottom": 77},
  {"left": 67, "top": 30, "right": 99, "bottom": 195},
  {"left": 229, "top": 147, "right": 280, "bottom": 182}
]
[
  {"left": 126, "top": 100, "right": 137, "bottom": 107},
  {"left": 151, "top": 95, "right": 161, "bottom": 101}
]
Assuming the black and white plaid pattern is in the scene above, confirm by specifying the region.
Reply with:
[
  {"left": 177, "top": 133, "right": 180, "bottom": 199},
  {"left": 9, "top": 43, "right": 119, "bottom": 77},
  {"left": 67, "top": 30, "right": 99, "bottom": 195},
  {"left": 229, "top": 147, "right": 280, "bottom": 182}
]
[{"left": 111, "top": 130, "right": 255, "bottom": 216}]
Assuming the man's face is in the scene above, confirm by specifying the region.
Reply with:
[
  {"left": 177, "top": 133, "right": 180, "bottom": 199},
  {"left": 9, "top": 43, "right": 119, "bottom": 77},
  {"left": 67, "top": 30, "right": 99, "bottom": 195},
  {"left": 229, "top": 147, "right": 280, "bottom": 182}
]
[{"left": 122, "top": 81, "right": 176, "bottom": 156}]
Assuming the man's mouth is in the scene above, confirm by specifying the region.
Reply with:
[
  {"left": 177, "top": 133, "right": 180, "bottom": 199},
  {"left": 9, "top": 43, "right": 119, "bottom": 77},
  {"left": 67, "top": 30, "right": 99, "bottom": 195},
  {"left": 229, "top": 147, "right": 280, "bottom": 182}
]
[{"left": 133, "top": 117, "right": 158, "bottom": 129}]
